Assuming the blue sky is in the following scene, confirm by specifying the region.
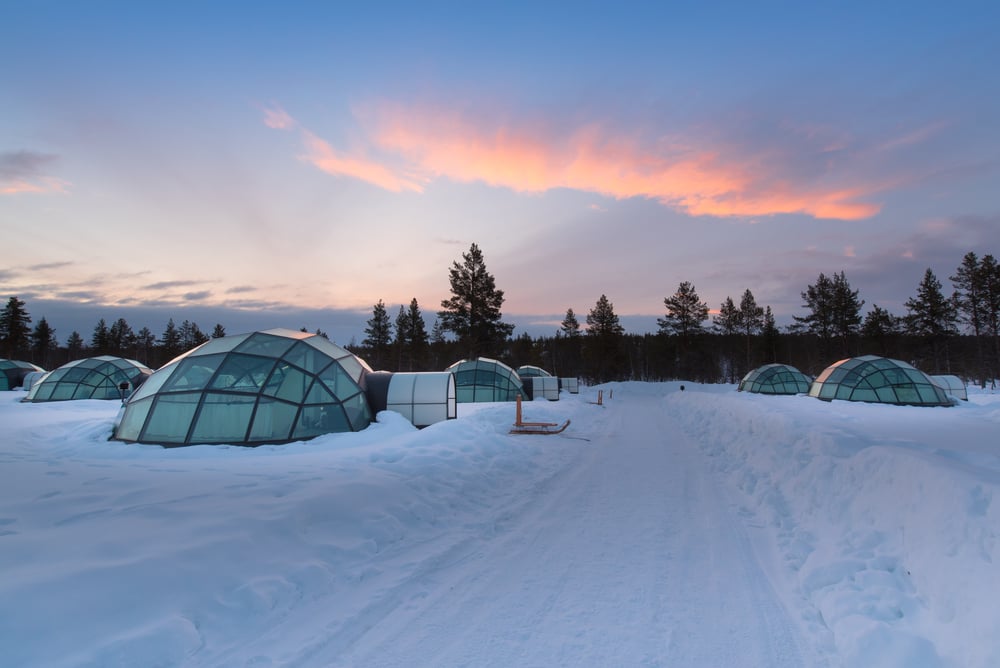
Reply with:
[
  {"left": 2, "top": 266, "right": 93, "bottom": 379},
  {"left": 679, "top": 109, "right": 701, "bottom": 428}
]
[{"left": 3, "top": 1, "right": 999, "bottom": 345}]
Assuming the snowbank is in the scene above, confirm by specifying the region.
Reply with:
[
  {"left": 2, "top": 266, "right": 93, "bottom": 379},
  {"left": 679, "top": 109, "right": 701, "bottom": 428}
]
[{"left": 670, "top": 387, "right": 1000, "bottom": 667}]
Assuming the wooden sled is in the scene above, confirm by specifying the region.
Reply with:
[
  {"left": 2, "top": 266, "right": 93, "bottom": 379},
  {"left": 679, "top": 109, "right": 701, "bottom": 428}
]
[{"left": 510, "top": 395, "right": 571, "bottom": 435}]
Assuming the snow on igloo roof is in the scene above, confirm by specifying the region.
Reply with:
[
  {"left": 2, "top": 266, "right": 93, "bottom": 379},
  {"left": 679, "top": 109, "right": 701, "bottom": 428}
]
[
  {"left": 113, "top": 329, "right": 374, "bottom": 446},
  {"left": 738, "top": 363, "right": 811, "bottom": 395},
  {"left": 446, "top": 357, "right": 524, "bottom": 403},
  {"left": 808, "top": 355, "right": 952, "bottom": 406},
  {"left": 24, "top": 356, "right": 151, "bottom": 402}
]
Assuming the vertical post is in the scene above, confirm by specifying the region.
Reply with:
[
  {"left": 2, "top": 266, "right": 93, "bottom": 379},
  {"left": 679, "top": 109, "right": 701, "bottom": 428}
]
[
  {"left": 515, "top": 394, "right": 523, "bottom": 426},
  {"left": 597, "top": 389, "right": 603, "bottom": 405}
]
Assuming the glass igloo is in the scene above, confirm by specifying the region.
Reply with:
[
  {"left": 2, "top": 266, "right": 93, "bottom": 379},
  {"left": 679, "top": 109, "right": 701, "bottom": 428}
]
[
  {"left": 0, "top": 359, "right": 44, "bottom": 390},
  {"left": 113, "top": 329, "right": 373, "bottom": 446},
  {"left": 809, "top": 355, "right": 952, "bottom": 406},
  {"left": 24, "top": 356, "right": 151, "bottom": 402},
  {"left": 446, "top": 357, "right": 524, "bottom": 403},
  {"left": 738, "top": 363, "right": 811, "bottom": 395}
]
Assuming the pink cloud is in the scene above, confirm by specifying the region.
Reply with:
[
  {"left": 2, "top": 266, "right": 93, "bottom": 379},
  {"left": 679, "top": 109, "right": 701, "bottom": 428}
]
[
  {"left": 267, "top": 102, "right": 884, "bottom": 220},
  {"left": 298, "top": 130, "right": 425, "bottom": 193},
  {"left": 262, "top": 104, "right": 296, "bottom": 130},
  {"left": 367, "top": 105, "right": 880, "bottom": 220},
  {"left": 0, "top": 177, "right": 70, "bottom": 195}
]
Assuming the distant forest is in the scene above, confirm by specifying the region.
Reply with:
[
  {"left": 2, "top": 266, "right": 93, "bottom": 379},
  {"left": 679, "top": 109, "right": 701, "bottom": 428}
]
[{"left": 3, "top": 247, "right": 999, "bottom": 388}]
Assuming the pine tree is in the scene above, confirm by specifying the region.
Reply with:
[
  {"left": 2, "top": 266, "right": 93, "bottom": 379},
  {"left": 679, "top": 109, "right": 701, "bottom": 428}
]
[
  {"left": 404, "top": 298, "right": 429, "bottom": 371},
  {"left": 0, "top": 296, "right": 32, "bottom": 359},
  {"left": 658, "top": 282, "right": 708, "bottom": 380},
  {"left": 793, "top": 272, "right": 852, "bottom": 366},
  {"left": 831, "top": 271, "right": 864, "bottom": 356},
  {"left": 135, "top": 327, "right": 156, "bottom": 365},
  {"left": 363, "top": 299, "right": 393, "bottom": 370},
  {"left": 438, "top": 243, "right": 514, "bottom": 358},
  {"left": 108, "top": 318, "right": 135, "bottom": 357},
  {"left": 905, "top": 268, "right": 958, "bottom": 372},
  {"left": 738, "top": 289, "right": 764, "bottom": 372},
  {"left": 160, "top": 318, "right": 182, "bottom": 361},
  {"left": 951, "top": 252, "right": 988, "bottom": 386},
  {"left": 393, "top": 299, "right": 429, "bottom": 371},
  {"left": 981, "top": 254, "right": 1000, "bottom": 385},
  {"left": 861, "top": 304, "right": 900, "bottom": 357},
  {"left": 179, "top": 320, "right": 208, "bottom": 351},
  {"left": 30, "top": 317, "right": 58, "bottom": 368},
  {"left": 66, "top": 331, "right": 85, "bottom": 360},
  {"left": 658, "top": 282, "right": 709, "bottom": 338},
  {"left": 584, "top": 294, "right": 625, "bottom": 382},
  {"left": 760, "top": 306, "right": 780, "bottom": 364},
  {"left": 211, "top": 324, "right": 227, "bottom": 339},
  {"left": 712, "top": 297, "right": 740, "bottom": 382},
  {"left": 560, "top": 308, "right": 581, "bottom": 338},
  {"left": 91, "top": 318, "right": 110, "bottom": 355}
]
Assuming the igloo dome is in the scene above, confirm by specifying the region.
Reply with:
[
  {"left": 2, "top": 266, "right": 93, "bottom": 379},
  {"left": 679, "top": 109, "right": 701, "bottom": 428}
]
[
  {"left": 446, "top": 357, "right": 524, "bottom": 403},
  {"left": 24, "top": 356, "right": 151, "bottom": 402},
  {"left": 113, "top": 329, "right": 373, "bottom": 446},
  {"left": 809, "top": 355, "right": 951, "bottom": 406},
  {"left": 738, "top": 363, "right": 811, "bottom": 395}
]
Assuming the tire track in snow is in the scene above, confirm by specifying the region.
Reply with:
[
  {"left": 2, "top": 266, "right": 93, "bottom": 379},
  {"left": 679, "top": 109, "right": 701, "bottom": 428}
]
[{"left": 320, "top": 391, "right": 810, "bottom": 667}]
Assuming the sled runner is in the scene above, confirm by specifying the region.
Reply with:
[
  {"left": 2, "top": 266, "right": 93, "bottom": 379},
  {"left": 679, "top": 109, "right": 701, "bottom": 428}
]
[{"left": 510, "top": 395, "right": 571, "bottom": 435}]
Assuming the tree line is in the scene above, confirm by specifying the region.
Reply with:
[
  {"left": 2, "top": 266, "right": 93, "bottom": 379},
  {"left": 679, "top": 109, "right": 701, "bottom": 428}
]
[{"left": 4, "top": 246, "right": 999, "bottom": 387}]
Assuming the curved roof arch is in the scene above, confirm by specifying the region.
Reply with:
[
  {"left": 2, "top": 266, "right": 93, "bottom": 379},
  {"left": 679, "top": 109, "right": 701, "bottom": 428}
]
[
  {"left": 738, "top": 364, "right": 811, "bottom": 395},
  {"left": 446, "top": 357, "right": 524, "bottom": 403},
  {"left": 24, "top": 356, "right": 150, "bottom": 402},
  {"left": 809, "top": 355, "right": 951, "bottom": 406},
  {"left": 113, "top": 329, "right": 373, "bottom": 446},
  {"left": 516, "top": 365, "right": 552, "bottom": 379}
]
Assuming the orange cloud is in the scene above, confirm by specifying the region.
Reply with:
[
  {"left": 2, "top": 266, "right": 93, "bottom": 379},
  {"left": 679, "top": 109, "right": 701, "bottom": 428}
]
[
  {"left": 298, "top": 130, "right": 425, "bottom": 193},
  {"left": 266, "top": 102, "right": 882, "bottom": 220},
  {"left": 368, "top": 106, "right": 880, "bottom": 220},
  {"left": 0, "top": 177, "right": 69, "bottom": 195}
]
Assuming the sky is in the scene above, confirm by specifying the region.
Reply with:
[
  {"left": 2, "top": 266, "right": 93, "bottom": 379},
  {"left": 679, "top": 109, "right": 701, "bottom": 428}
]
[{"left": 3, "top": 1, "right": 1000, "bottom": 345}]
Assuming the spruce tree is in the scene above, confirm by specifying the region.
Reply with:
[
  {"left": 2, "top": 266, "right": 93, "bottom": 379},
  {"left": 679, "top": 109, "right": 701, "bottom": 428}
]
[
  {"left": 108, "top": 318, "right": 135, "bottom": 357},
  {"left": 981, "top": 255, "right": 1000, "bottom": 385},
  {"left": 584, "top": 295, "right": 625, "bottom": 382},
  {"left": 135, "top": 327, "right": 156, "bottom": 365},
  {"left": 363, "top": 299, "right": 393, "bottom": 370},
  {"left": 712, "top": 297, "right": 740, "bottom": 382},
  {"left": 91, "top": 318, "right": 110, "bottom": 355},
  {"left": 438, "top": 243, "right": 514, "bottom": 358},
  {"left": 861, "top": 304, "right": 900, "bottom": 357},
  {"left": 760, "top": 306, "right": 780, "bottom": 364},
  {"left": 831, "top": 271, "right": 864, "bottom": 356},
  {"left": 30, "top": 317, "right": 58, "bottom": 368},
  {"left": 738, "top": 289, "right": 764, "bottom": 372},
  {"left": 404, "top": 298, "right": 429, "bottom": 371},
  {"left": 905, "top": 268, "right": 958, "bottom": 372},
  {"left": 66, "top": 331, "right": 85, "bottom": 360},
  {"left": 951, "top": 252, "right": 988, "bottom": 386},
  {"left": 160, "top": 319, "right": 182, "bottom": 361},
  {"left": 211, "top": 324, "right": 227, "bottom": 339},
  {"left": 1, "top": 296, "right": 32, "bottom": 359}
]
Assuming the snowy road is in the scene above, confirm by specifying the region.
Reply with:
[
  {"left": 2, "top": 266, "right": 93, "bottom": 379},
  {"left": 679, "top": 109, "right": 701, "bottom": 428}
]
[{"left": 314, "top": 393, "right": 808, "bottom": 667}]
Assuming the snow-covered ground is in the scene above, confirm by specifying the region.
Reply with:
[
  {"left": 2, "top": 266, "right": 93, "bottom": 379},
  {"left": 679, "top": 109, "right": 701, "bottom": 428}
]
[{"left": 2, "top": 382, "right": 998, "bottom": 667}]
